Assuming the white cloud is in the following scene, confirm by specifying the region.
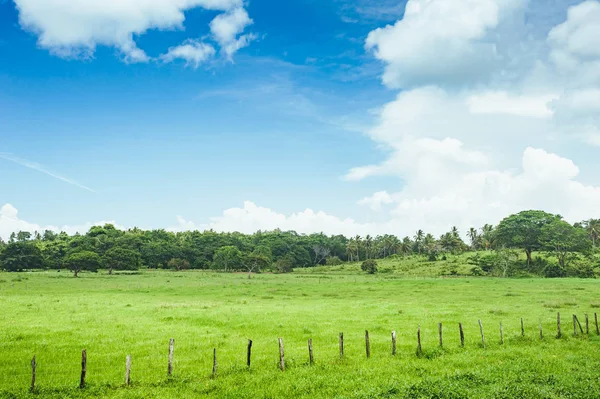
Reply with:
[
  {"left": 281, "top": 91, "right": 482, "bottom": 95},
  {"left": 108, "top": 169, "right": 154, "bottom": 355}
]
[
  {"left": 161, "top": 40, "right": 216, "bottom": 68},
  {"left": 0, "top": 204, "right": 119, "bottom": 241},
  {"left": 364, "top": 0, "right": 524, "bottom": 88},
  {"left": 13, "top": 0, "right": 251, "bottom": 62},
  {"left": 358, "top": 191, "right": 394, "bottom": 211},
  {"left": 209, "top": 7, "right": 255, "bottom": 58},
  {"left": 345, "top": 0, "right": 600, "bottom": 235}
]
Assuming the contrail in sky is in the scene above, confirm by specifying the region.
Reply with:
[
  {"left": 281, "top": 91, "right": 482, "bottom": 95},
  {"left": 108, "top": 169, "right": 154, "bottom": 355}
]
[{"left": 0, "top": 153, "right": 96, "bottom": 193}]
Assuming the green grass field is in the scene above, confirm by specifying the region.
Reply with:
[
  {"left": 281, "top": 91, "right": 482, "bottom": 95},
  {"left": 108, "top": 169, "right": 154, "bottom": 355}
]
[{"left": 1, "top": 269, "right": 600, "bottom": 398}]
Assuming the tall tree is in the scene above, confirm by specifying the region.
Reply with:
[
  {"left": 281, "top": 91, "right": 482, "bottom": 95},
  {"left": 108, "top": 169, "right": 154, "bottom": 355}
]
[
  {"left": 540, "top": 219, "right": 592, "bottom": 268},
  {"left": 495, "top": 210, "right": 561, "bottom": 265}
]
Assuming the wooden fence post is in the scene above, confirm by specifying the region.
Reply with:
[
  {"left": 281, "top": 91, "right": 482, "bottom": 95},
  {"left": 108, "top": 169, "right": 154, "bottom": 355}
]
[
  {"left": 478, "top": 320, "right": 485, "bottom": 348},
  {"left": 438, "top": 323, "right": 443, "bottom": 348},
  {"left": 212, "top": 348, "right": 217, "bottom": 378},
  {"left": 125, "top": 355, "right": 131, "bottom": 386},
  {"left": 80, "top": 349, "right": 87, "bottom": 389},
  {"left": 573, "top": 315, "right": 583, "bottom": 335},
  {"left": 339, "top": 333, "right": 344, "bottom": 358},
  {"left": 30, "top": 356, "right": 36, "bottom": 393},
  {"left": 391, "top": 331, "right": 397, "bottom": 356},
  {"left": 278, "top": 338, "right": 285, "bottom": 371},
  {"left": 416, "top": 325, "right": 422, "bottom": 356},
  {"left": 520, "top": 318, "right": 525, "bottom": 337},
  {"left": 365, "top": 330, "right": 370, "bottom": 359},
  {"left": 585, "top": 314, "right": 589, "bottom": 335},
  {"left": 247, "top": 340, "right": 253, "bottom": 368},
  {"left": 459, "top": 323, "right": 465, "bottom": 347},
  {"left": 539, "top": 320, "right": 543, "bottom": 340},
  {"left": 500, "top": 322, "right": 504, "bottom": 345},
  {"left": 557, "top": 312, "right": 561, "bottom": 338},
  {"left": 595, "top": 313, "right": 599, "bottom": 335},
  {"left": 308, "top": 339, "right": 314, "bottom": 365},
  {"left": 168, "top": 338, "right": 174, "bottom": 376}
]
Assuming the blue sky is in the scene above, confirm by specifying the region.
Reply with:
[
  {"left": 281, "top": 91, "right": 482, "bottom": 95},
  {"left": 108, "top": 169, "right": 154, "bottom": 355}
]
[{"left": 2, "top": 0, "right": 600, "bottom": 239}]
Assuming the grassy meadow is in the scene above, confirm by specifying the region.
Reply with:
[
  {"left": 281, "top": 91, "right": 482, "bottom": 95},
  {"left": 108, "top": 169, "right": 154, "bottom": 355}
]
[{"left": 1, "top": 267, "right": 600, "bottom": 398}]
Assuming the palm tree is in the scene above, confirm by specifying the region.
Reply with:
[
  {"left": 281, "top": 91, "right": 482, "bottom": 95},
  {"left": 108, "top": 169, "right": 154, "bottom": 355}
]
[
  {"left": 364, "top": 235, "right": 373, "bottom": 259},
  {"left": 584, "top": 219, "right": 600, "bottom": 247},
  {"left": 467, "top": 227, "right": 479, "bottom": 250},
  {"left": 414, "top": 230, "right": 424, "bottom": 254}
]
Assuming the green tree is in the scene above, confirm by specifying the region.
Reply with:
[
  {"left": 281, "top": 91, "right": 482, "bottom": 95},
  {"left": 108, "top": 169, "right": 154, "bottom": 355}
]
[
  {"left": 495, "top": 210, "right": 561, "bottom": 265},
  {"left": 0, "top": 241, "right": 44, "bottom": 272},
  {"left": 104, "top": 247, "right": 141, "bottom": 275},
  {"left": 212, "top": 246, "right": 243, "bottom": 272},
  {"left": 540, "top": 219, "right": 592, "bottom": 269},
  {"left": 245, "top": 245, "right": 272, "bottom": 278},
  {"left": 361, "top": 259, "right": 378, "bottom": 274},
  {"left": 64, "top": 251, "right": 102, "bottom": 277}
]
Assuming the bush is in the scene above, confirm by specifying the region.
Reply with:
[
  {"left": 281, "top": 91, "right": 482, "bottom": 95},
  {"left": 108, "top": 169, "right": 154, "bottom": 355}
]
[
  {"left": 326, "top": 256, "right": 343, "bottom": 266},
  {"left": 470, "top": 266, "right": 485, "bottom": 276},
  {"left": 544, "top": 263, "right": 566, "bottom": 278},
  {"left": 361, "top": 259, "right": 378, "bottom": 274},
  {"left": 275, "top": 257, "right": 294, "bottom": 274}
]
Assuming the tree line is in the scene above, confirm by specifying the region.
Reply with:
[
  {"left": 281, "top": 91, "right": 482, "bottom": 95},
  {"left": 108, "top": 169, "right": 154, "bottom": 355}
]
[{"left": 0, "top": 210, "right": 598, "bottom": 277}]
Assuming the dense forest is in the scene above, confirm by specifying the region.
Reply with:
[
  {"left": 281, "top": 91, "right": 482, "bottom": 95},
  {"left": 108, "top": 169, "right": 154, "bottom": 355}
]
[{"left": 1, "top": 210, "right": 599, "bottom": 278}]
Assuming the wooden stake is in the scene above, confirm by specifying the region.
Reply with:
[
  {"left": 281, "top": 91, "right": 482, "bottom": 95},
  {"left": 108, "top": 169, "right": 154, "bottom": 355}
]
[
  {"left": 278, "top": 338, "right": 285, "bottom": 371},
  {"left": 125, "top": 355, "right": 131, "bottom": 386},
  {"left": 212, "top": 348, "right": 217, "bottom": 378},
  {"left": 573, "top": 315, "right": 583, "bottom": 335},
  {"left": 416, "top": 325, "right": 422, "bottom": 356},
  {"left": 500, "top": 322, "right": 504, "bottom": 345},
  {"left": 595, "top": 313, "right": 599, "bottom": 335},
  {"left": 478, "top": 319, "right": 485, "bottom": 348},
  {"left": 308, "top": 339, "right": 314, "bottom": 365},
  {"left": 339, "top": 333, "right": 344, "bottom": 358},
  {"left": 30, "top": 356, "right": 36, "bottom": 393},
  {"left": 520, "top": 318, "right": 525, "bottom": 337},
  {"left": 557, "top": 312, "right": 562, "bottom": 338},
  {"left": 585, "top": 314, "right": 589, "bottom": 335},
  {"left": 391, "top": 331, "right": 397, "bottom": 356},
  {"left": 79, "top": 349, "right": 87, "bottom": 389},
  {"left": 438, "top": 323, "right": 443, "bottom": 348},
  {"left": 168, "top": 338, "right": 174, "bottom": 376},
  {"left": 539, "top": 320, "right": 543, "bottom": 340},
  {"left": 459, "top": 323, "right": 465, "bottom": 347},
  {"left": 365, "top": 330, "right": 370, "bottom": 358},
  {"left": 247, "top": 339, "right": 253, "bottom": 368}
]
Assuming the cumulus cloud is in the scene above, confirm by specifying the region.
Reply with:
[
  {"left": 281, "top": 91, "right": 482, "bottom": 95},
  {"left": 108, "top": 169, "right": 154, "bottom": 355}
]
[
  {"left": 346, "top": 0, "right": 600, "bottom": 235},
  {"left": 209, "top": 7, "right": 256, "bottom": 58},
  {"left": 160, "top": 40, "right": 216, "bottom": 68},
  {"left": 0, "top": 204, "right": 119, "bottom": 241},
  {"left": 13, "top": 0, "right": 252, "bottom": 62},
  {"left": 365, "top": 0, "right": 524, "bottom": 88}
]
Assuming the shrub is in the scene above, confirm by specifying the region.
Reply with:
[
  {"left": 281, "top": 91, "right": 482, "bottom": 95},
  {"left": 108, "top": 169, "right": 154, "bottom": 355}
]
[
  {"left": 544, "top": 263, "right": 566, "bottom": 278},
  {"left": 361, "top": 259, "right": 378, "bottom": 274},
  {"left": 275, "top": 257, "right": 294, "bottom": 274},
  {"left": 470, "top": 266, "right": 485, "bottom": 276},
  {"left": 326, "top": 256, "right": 343, "bottom": 266}
]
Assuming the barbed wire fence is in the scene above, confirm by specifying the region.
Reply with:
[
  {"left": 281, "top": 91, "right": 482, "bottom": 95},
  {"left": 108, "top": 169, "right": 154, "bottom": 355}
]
[{"left": 1, "top": 312, "right": 598, "bottom": 394}]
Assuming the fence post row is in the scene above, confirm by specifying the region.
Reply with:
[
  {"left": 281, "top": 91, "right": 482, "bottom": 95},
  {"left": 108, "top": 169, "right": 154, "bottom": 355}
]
[{"left": 22, "top": 314, "right": 600, "bottom": 391}]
